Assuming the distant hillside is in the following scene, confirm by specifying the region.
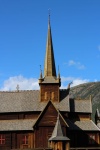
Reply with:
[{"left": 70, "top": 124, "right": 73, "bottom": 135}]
[{"left": 70, "top": 82, "right": 100, "bottom": 122}]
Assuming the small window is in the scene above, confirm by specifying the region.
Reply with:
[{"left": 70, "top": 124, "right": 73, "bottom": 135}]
[
  {"left": 22, "top": 134, "right": 28, "bottom": 145},
  {"left": 45, "top": 92, "right": 47, "bottom": 100},
  {"left": 51, "top": 92, "right": 54, "bottom": 100},
  {"left": 0, "top": 135, "right": 5, "bottom": 145}
]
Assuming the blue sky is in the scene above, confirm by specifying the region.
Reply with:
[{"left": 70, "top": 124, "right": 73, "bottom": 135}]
[{"left": 0, "top": 0, "right": 100, "bottom": 90}]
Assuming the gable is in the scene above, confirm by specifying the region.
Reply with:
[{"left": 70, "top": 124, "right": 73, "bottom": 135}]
[
  {"left": 34, "top": 101, "right": 68, "bottom": 127},
  {"left": 37, "top": 101, "right": 58, "bottom": 126}
]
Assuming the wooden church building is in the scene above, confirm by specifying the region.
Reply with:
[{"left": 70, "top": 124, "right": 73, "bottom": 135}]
[{"left": 0, "top": 17, "right": 100, "bottom": 150}]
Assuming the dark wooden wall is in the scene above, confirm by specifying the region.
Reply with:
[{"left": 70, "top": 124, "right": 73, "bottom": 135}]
[
  {"left": 67, "top": 131, "right": 99, "bottom": 147},
  {"left": 0, "top": 132, "right": 34, "bottom": 149},
  {"left": 0, "top": 131, "right": 99, "bottom": 149},
  {"left": 0, "top": 112, "right": 40, "bottom": 120},
  {"left": 0, "top": 112, "right": 39, "bottom": 149},
  {"left": 34, "top": 102, "right": 67, "bottom": 148}
]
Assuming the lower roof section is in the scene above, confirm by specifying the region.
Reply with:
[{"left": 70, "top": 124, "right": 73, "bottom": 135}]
[
  {"left": 0, "top": 119, "right": 99, "bottom": 132},
  {"left": 49, "top": 136, "right": 70, "bottom": 141},
  {"left": 66, "top": 119, "right": 100, "bottom": 131},
  {"left": 0, "top": 119, "right": 36, "bottom": 131}
]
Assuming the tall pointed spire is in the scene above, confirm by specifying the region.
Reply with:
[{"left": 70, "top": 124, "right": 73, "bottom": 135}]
[{"left": 44, "top": 13, "right": 56, "bottom": 77}]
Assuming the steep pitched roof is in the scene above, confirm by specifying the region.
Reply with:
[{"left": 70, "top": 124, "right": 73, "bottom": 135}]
[
  {"left": 44, "top": 16, "right": 56, "bottom": 77},
  {"left": 49, "top": 114, "right": 70, "bottom": 141},
  {"left": 0, "top": 90, "right": 46, "bottom": 112},
  {"left": 0, "top": 90, "right": 70, "bottom": 113}
]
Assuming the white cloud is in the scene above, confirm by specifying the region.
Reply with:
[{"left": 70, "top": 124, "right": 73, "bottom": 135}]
[
  {"left": 68, "top": 60, "right": 85, "bottom": 70},
  {"left": 0, "top": 75, "right": 39, "bottom": 91},
  {"left": 61, "top": 76, "right": 89, "bottom": 89},
  {"left": 68, "top": 60, "right": 75, "bottom": 66},
  {"left": 0, "top": 75, "right": 89, "bottom": 91},
  {"left": 72, "top": 78, "right": 89, "bottom": 87}
]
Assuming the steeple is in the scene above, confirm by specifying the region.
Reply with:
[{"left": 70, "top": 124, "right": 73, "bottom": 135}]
[
  {"left": 44, "top": 14, "right": 56, "bottom": 77},
  {"left": 49, "top": 113, "right": 70, "bottom": 141},
  {"left": 39, "top": 15, "right": 61, "bottom": 102}
]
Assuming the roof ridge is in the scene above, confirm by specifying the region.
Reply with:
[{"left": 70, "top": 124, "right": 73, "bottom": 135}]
[{"left": 0, "top": 90, "right": 39, "bottom": 93}]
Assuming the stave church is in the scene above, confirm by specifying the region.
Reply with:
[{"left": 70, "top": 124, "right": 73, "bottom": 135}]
[{"left": 0, "top": 16, "right": 100, "bottom": 150}]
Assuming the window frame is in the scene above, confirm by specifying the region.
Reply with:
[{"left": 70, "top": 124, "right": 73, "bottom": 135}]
[
  {"left": 0, "top": 134, "right": 5, "bottom": 145},
  {"left": 22, "top": 134, "right": 28, "bottom": 145}
]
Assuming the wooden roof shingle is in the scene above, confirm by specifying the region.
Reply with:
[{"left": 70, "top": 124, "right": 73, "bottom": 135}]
[
  {"left": 66, "top": 119, "right": 100, "bottom": 131},
  {"left": 70, "top": 98, "right": 92, "bottom": 113},
  {"left": 0, "top": 89, "right": 92, "bottom": 113},
  {"left": 49, "top": 114, "right": 70, "bottom": 141},
  {"left": 0, "top": 119, "right": 36, "bottom": 131}
]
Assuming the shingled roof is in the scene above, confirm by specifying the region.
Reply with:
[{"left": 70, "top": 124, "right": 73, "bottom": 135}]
[
  {"left": 0, "top": 119, "right": 36, "bottom": 131},
  {"left": 66, "top": 119, "right": 100, "bottom": 131},
  {"left": 49, "top": 115, "right": 70, "bottom": 141},
  {"left": 0, "top": 89, "right": 92, "bottom": 113},
  {"left": 97, "top": 123, "right": 100, "bottom": 129},
  {"left": 0, "top": 90, "right": 70, "bottom": 113},
  {"left": 70, "top": 98, "right": 92, "bottom": 113},
  {"left": 0, "top": 90, "right": 45, "bottom": 112}
]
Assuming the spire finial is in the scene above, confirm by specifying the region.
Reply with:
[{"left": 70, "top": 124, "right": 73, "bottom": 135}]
[
  {"left": 48, "top": 8, "right": 50, "bottom": 23},
  {"left": 40, "top": 65, "right": 43, "bottom": 79},
  {"left": 48, "top": 9, "right": 51, "bottom": 27}
]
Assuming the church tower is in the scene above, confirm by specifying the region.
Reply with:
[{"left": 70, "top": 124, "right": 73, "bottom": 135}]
[{"left": 39, "top": 16, "right": 61, "bottom": 102}]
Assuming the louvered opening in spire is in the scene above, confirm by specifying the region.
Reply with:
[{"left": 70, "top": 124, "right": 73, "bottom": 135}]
[{"left": 44, "top": 17, "right": 56, "bottom": 77}]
